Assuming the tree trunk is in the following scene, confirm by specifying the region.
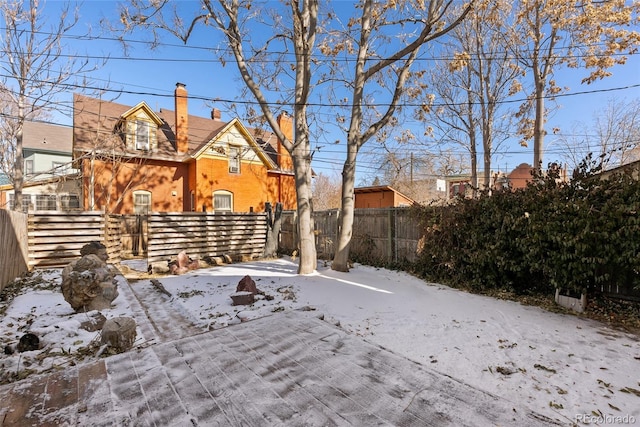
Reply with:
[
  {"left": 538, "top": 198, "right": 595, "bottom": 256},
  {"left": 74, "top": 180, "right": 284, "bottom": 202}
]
[
  {"left": 291, "top": 147, "right": 316, "bottom": 274},
  {"left": 533, "top": 81, "right": 545, "bottom": 170},
  {"left": 332, "top": 148, "right": 357, "bottom": 272},
  {"left": 13, "top": 96, "right": 25, "bottom": 212},
  {"left": 262, "top": 202, "right": 283, "bottom": 258}
]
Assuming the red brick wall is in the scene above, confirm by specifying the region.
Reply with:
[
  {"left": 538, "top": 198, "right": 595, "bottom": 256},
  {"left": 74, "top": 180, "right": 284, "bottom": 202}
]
[{"left": 82, "top": 158, "right": 189, "bottom": 214}]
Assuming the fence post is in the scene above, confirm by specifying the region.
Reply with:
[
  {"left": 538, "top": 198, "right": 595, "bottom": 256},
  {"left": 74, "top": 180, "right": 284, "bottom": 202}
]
[{"left": 387, "top": 208, "right": 396, "bottom": 263}]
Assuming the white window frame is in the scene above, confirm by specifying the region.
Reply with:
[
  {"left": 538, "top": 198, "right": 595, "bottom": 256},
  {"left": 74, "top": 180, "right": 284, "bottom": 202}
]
[
  {"left": 133, "top": 190, "right": 152, "bottom": 214},
  {"left": 213, "top": 190, "right": 233, "bottom": 212},
  {"left": 135, "top": 120, "right": 150, "bottom": 151},
  {"left": 9, "top": 193, "right": 33, "bottom": 212},
  {"left": 228, "top": 146, "right": 240, "bottom": 174},
  {"left": 60, "top": 194, "right": 80, "bottom": 210},
  {"left": 24, "top": 159, "right": 34, "bottom": 175}
]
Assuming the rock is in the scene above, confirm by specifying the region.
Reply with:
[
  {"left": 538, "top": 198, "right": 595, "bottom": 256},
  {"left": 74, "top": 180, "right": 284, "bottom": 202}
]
[
  {"left": 80, "top": 312, "right": 107, "bottom": 332},
  {"left": 236, "top": 275, "right": 258, "bottom": 295},
  {"left": 151, "top": 262, "right": 170, "bottom": 274},
  {"left": 61, "top": 254, "right": 119, "bottom": 312},
  {"left": 80, "top": 241, "right": 108, "bottom": 262},
  {"left": 17, "top": 333, "right": 39, "bottom": 352},
  {"left": 230, "top": 291, "right": 255, "bottom": 306},
  {"left": 101, "top": 317, "right": 137, "bottom": 353},
  {"left": 170, "top": 251, "right": 192, "bottom": 275}
]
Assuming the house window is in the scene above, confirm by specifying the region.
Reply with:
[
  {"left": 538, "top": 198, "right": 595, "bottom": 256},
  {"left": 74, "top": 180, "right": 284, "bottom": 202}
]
[
  {"left": 213, "top": 190, "right": 233, "bottom": 212},
  {"left": 25, "top": 159, "right": 34, "bottom": 175},
  {"left": 61, "top": 195, "right": 80, "bottom": 210},
  {"left": 133, "top": 190, "right": 151, "bottom": 214},
  {"left": 228, "top": 146, "right": 240, "bottom": 174},
  {"left": 8, "top": 194, "right": 32, "bottom": 211},
  {"left": 135, "top": 120, "right": 150, "bottom": 150},
  {"left": 36, "top": 194, "right": 57, "bottom": 211}
]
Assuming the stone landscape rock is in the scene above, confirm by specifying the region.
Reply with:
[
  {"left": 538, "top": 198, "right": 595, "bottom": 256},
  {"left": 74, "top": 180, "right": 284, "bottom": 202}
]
[
  {"left": 236, "top": 275, "right": 258, "bottom": 295},
  {"left": 101, "top": 316, "right": 137, "bottom": 353},
  {"left": 80, "top": 312, "right": 107, "bottom": 332},
  {"left": 61, "top": 253, "right": 118, "bottom": 312},
  {"left": 16, "top": 333, "right": 39, "bottom": 353},
  {"left": 169, "top": 251, "right": 200, "bottom": 275},
  {"left": 80, "top": 241, "right": 108, "bottom": 262}
]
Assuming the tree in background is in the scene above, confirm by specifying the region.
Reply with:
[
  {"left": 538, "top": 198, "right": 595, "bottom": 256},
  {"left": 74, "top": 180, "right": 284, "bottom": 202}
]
[
  {"left": 328, "top": 0, "right": 472, "bottom": 272},
  {"left": 430, "top": 0, "right": 521, "bottom": 192},
  {"left": 312, "top": 172, "right": 341, "bottom": 211},
  {"left": 0, "top": 0, "right": 95, "bottom": 211},
  {"left": 511, "top": 0, "right": 640, "bottom": 170},
  {"left": 558, "top": 97, "right": 640, "bottom": 170}
]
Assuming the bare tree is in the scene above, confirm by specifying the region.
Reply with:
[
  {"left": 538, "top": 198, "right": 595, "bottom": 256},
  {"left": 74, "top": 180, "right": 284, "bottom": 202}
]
[
  {"left": 511, "top": 0, "right": 640, "bottom": 170},
  {"left": 118, "top": 0, "right": 320, "bottom": 273},
  {"left": 312, "top": 172, "right": 341, "bottom": 211},
  {"left": 329, "top": 0, "right": 473, "bottom": 271},
  {"left": 558, "top": 97, "right": 640, "bottom": 170},
  {"left": 427, "top": 1, "right": 520, "bottom": 193},
  {"left": 0, "top": 0, "right": 96, "bottom": 211}
]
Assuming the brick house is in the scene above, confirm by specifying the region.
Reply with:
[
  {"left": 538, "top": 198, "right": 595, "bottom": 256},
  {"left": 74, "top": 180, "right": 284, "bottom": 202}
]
[{"left": 73, "top": 83, "right": 296, "bottom": 214}]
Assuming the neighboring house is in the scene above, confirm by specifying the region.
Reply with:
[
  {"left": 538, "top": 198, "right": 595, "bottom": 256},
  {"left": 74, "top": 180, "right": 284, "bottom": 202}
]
[
  {"left": 597, "top": 158, "right": 640, "bottom": 180},
  {"left": 506, "top": 163, "right": 534, "bottom": 190},
  {"left": 73, "top": 83, "right": 296, "bottom": 214},
  {"left": 443, "top": 174, "right": 474, "bottom": 199},
  {"left": 354, "top": 185, "right": 415, "bottom": 208},
  {"left": 0, "top": 121, "right": 81, "bottom": 211}
]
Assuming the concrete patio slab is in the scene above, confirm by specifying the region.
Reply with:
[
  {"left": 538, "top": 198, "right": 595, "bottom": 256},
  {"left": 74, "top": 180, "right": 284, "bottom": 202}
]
[{"left": 1, "top": 310, "right": 562, "bottom": 426}]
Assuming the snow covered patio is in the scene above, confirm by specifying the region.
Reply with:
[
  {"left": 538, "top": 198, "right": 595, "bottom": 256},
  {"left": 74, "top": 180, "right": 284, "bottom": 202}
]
[
  {"left": 1, "top": 310, "right": 560, "bottom": 426},
  {"left": 1, "top": 258, "right": 639, "bottom": 425}
]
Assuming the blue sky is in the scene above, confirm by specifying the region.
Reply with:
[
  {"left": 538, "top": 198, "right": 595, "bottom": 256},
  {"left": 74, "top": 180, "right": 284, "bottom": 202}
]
[{"left": 20, "top": 1, "right": 640, "bottom": 181}]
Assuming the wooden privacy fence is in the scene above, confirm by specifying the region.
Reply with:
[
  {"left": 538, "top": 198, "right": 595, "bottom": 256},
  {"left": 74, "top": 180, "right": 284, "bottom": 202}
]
[
  {"left": 0, "top": 210, "right": 29, "bottom": 291},
  {"left": 147, "top": 212, "right": 268, "bottom": 264},
  {"left": 28, "top": 211, "right": 121, "bottom": 269},
  {"left": 281, "top": 208, "right": 422, "bottom": 264}
]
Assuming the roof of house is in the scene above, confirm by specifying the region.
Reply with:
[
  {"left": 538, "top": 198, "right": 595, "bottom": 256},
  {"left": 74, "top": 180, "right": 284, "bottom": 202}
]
[
  {"left": 73, "top": 94, "right": 282, "bottom": 165},
  {"left": 354, "top": 185, "right": 416, "bottom": 204},
  {"left": 23, "top": 121, "right": 73, "bottom": 154}
]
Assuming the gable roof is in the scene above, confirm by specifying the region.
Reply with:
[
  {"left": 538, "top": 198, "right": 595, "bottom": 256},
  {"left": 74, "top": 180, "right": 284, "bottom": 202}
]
[
  {"left": 73, "top": 94, "right": 284, "bottom": 167},
  {"left": 23, "top": 121, "right": 73, "bottom": 154},
  {"left": 191, "top": 118, "right": 278, "bottom": 170},
  {"left": 118, "top": 101, "right": 164, "bottom": 126}
]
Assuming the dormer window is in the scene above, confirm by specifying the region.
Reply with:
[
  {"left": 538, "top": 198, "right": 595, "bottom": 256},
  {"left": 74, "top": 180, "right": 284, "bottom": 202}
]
[
  {"left": 229, "top": 146, "right": 240, "bottom": 174},
  {"left": 135, "top": 120, "right": 150, "bottom": 150},
  {"left": 117, "top": 102, "right": 162, "bottom": 152}
]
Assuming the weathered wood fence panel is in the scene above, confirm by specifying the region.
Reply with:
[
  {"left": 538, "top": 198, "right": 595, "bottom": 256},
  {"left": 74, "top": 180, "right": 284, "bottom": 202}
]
[
  {"left": 349, "top": 208, "right": 420, "bottom": 264},
  {"left": 312, "top": 209, "right": 339, "bottom": 259},
  {"left": 112, "top": 215, "right": 147, "bottom": 258},
  {"left": 147, "top": 212, "right": 268, "bottom": 263},
  {"left": 28, "top": 211, "right": 115, "bottom": 268},
  {"left": 281, "top": 208, "right": 421, "bottom": 264},
  {"left": 0, "top": 210, "right": 29, "bottom": 291}
]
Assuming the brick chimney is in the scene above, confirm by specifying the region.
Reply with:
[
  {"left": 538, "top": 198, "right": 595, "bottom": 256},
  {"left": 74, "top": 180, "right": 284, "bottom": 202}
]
[
  {"left": 276, "top": 112, "right": 293, "bottom": 171},
  {"left": 174, "top": 83, "right": 189, "bottom": 154}
]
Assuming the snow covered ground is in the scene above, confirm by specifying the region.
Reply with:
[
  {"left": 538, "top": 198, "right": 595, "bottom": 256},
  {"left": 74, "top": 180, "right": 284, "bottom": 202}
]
[{"left": 2, "top": 257, "right": 639, "bottom": 425}]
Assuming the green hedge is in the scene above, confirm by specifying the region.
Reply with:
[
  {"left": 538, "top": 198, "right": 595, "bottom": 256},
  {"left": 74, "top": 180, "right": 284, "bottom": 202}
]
[{"left": 412, "top": 159, "right": 640, "bottom": 296}]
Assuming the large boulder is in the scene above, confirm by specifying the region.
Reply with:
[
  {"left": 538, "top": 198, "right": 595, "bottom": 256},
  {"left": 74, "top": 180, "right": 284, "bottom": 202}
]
[
  {"left": 61, "top": 254, "right": 118, "bottom": 312},
  {"left": 80, "top": 241, "right": 108, "bottom": 262}
]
